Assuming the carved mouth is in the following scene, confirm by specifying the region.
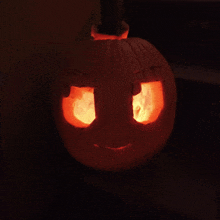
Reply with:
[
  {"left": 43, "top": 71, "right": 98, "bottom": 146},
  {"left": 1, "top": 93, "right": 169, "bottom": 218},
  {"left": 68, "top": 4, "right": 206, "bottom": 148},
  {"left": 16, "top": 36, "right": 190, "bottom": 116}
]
[{"left": 93, "top": 143, "right": 132, "bottom": 151}]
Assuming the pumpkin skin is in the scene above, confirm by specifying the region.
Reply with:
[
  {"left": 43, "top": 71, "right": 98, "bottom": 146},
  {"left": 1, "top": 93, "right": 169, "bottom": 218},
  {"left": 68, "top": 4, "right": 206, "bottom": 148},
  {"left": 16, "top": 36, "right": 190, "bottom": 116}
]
[{"left": 53, "top": 35, "right": 176, "bottom": 172}]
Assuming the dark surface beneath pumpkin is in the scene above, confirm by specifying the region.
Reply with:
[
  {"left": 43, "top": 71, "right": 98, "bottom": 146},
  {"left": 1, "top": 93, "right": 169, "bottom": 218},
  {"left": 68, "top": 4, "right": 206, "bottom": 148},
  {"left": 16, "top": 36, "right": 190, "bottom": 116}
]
[{"left": 22, "top": 78, "right": 219, "bottom": 220}]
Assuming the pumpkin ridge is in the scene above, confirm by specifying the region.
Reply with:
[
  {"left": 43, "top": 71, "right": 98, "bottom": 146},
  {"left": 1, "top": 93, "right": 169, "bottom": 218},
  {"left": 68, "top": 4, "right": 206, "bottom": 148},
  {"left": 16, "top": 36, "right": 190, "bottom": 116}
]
[{"left": 125, "top": 39, "right": 144, "bottom": 72}]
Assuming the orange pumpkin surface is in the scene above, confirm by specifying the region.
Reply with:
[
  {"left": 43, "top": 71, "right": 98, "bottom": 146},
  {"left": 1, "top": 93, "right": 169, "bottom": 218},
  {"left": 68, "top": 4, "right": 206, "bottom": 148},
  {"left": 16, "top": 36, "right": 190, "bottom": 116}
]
[{"left": 52, "top": 27, "right": 176, "bottom": 171}]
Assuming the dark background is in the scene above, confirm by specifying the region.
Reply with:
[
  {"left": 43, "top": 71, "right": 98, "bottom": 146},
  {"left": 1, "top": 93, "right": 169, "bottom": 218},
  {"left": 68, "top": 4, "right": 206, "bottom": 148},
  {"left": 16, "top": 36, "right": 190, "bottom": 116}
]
[
  {"left": 1, "top": 1, "right": 220, "bottom": 219},
  {"left": 124, "top": 0, "right": 220, "bottom": 70}
]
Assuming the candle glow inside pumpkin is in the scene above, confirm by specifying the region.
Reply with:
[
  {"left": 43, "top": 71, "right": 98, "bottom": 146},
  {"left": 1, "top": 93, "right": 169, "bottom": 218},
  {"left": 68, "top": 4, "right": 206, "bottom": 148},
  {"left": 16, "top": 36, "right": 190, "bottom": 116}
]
[{"left": 62, "top": 82, "right": 163, "bottom": 128}]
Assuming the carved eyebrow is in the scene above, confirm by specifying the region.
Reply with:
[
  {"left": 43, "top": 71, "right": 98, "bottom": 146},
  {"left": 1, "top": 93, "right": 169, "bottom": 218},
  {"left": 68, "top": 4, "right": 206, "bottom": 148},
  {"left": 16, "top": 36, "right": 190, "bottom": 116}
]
[
  {"left": 134, "top": 65, "right": 162, "bottom": 74},
  {"left": 149, "top": 65, "right": 162, "bottom": 70},
  {"left": 63, "top": 68, "right": 89, "bottom": 77}
]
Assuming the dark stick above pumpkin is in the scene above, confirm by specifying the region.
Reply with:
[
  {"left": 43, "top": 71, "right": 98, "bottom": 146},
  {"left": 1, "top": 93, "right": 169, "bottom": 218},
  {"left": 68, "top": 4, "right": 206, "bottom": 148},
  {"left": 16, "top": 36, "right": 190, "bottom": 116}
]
[{"left": 98, "top": 0, "right": 125, "bottom": 36}]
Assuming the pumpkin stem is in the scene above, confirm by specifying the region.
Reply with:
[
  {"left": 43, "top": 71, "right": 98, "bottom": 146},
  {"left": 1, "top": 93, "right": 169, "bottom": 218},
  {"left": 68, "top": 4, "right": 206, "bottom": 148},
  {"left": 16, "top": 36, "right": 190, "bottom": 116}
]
[{"left": 98, "top": 0, "right": 126, "bottom": 36}]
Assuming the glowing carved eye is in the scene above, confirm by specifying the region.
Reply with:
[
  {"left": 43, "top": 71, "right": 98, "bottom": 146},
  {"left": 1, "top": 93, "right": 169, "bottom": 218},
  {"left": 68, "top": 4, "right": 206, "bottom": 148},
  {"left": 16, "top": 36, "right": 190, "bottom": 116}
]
[
  {"left": 132, "top": 82, "right": 164, "bottom": 124},
  {"left": 73, "top": 90, "right": 95, "bottom": 123},
  {"left": 62, "top": 86, "right": 95, "bottom": 128}
]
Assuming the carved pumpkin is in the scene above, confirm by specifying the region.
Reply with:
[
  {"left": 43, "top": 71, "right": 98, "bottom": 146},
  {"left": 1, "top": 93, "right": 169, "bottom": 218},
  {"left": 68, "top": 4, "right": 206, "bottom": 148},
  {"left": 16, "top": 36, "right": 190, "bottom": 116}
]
[{"left": 53, "top": 25, "right": 176, "bottom": 171}]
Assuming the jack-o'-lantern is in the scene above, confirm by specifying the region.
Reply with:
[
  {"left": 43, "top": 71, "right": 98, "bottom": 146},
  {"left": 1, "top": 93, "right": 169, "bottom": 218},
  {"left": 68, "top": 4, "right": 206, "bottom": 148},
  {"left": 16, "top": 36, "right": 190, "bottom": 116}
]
[{"left": 52, "top": 21, "right": 176, "bottom": 171}]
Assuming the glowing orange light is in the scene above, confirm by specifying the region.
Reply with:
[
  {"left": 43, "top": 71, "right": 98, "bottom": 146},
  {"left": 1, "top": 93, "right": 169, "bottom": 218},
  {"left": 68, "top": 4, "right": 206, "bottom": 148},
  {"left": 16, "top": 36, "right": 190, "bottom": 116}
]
[
  {"left": 91, "top": 25, "right": 128, "bottom": 40},
  {"left": 132, "top": 81, "right": 164, "bottom": 124},
  {"left": 62, "top": 81, "right": 163, "bottom": 128},
  {"left": 62, "top": 86, "right": 95, "bottom": 128}
]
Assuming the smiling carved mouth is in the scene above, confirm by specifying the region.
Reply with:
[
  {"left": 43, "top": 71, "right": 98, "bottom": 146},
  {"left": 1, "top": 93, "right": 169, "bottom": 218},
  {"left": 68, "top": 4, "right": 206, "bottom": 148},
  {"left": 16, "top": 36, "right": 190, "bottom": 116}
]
[{"left": 93, "top": 143, "right": 132, "bottom": 151}]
